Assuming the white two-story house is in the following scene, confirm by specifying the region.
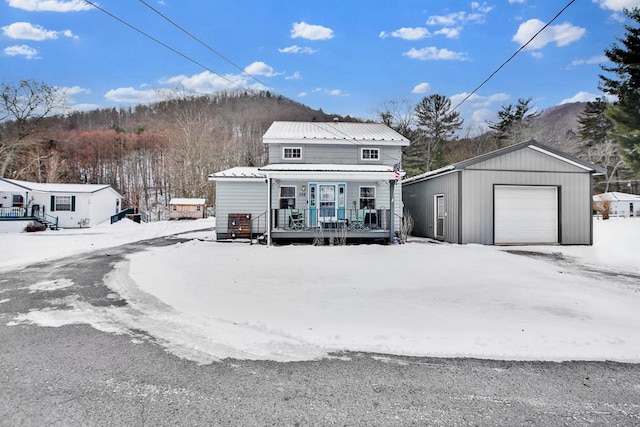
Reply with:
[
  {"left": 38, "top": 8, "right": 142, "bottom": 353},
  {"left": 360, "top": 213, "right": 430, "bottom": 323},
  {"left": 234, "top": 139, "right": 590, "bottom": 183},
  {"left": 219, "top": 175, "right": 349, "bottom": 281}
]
[{"left": 209, "top": 121, "right": 410, "bottom": 244}]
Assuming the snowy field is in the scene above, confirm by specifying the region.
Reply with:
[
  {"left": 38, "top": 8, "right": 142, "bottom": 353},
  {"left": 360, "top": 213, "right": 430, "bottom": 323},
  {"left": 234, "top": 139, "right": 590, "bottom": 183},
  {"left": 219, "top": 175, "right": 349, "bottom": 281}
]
[{"left": 2, "top": 217, "right": 640, "bottom": 364}]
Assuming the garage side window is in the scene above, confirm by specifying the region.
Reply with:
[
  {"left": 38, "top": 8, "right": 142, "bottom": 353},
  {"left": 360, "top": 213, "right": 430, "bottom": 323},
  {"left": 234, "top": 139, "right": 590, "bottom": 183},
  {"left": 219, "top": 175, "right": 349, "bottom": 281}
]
[{"left": 279, "top": 186, "right": 296, "bottom": 209}]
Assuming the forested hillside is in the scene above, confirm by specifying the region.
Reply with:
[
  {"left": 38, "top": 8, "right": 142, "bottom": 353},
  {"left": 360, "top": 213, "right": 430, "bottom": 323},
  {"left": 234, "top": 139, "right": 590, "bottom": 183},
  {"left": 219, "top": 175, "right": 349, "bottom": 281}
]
[{"left": 0, "top": 83, "right": 634, "bottom": 221}]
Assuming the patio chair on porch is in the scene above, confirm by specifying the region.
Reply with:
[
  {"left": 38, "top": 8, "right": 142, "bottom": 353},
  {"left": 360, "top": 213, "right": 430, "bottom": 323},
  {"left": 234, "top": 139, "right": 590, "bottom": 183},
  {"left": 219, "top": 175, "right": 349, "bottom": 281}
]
[
  {"left": 348, "top": 207, "right": 367, "bottom": 230},
  {"left": 288, "top": 210, "right": 305, "bottom": 230}
]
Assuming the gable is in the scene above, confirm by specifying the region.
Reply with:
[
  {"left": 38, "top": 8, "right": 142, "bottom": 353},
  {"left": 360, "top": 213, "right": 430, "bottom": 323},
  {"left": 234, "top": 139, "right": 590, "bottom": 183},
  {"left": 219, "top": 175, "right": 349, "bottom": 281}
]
[{"left": 465, "top": 146, "right": 591, "bottom": 173}]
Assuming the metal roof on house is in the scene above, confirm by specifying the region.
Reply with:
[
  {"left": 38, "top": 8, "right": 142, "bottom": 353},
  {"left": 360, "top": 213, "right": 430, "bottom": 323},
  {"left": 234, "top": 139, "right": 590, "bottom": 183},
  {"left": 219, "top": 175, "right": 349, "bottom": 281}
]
[
  {"left": 262, "top": 121, "right": 410, "bottom": 146},
  {"left": 0, "top": 178, "right": 123, "bottom": 196},
  {"left": 403, "top": 140, "right": 607, "bottom": 185},
  {"left": 169, "top": 198, "right": 206, "bottom": 205}
]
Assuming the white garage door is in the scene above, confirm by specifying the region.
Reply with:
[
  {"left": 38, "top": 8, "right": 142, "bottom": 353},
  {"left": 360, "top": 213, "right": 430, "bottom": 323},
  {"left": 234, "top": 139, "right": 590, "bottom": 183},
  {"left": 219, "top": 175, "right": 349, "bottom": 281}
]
[{"left": 494, "top": 186, "right": 558, "bottom": 244}]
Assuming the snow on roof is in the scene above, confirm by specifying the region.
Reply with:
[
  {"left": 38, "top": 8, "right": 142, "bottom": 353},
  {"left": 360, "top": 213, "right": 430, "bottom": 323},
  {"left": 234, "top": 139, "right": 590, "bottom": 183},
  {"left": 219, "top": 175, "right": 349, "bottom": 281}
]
[
  {"left": 2, "top": 178, "right": 122, "bottom": 195},
  {"left": 259, "top": 163, "right": 397, "bottom": 173},
  {"left": 209, "top": 167, "right": 265, "bottom": 179},
  {"left": 262, "top": 121, "right": 410, "bottom": 146},
  {"left": 593, "top": 192, "right": 640, "bottom": 202},
  {"left": 169, "top": 198, "right": 206, "bottom": 205}
]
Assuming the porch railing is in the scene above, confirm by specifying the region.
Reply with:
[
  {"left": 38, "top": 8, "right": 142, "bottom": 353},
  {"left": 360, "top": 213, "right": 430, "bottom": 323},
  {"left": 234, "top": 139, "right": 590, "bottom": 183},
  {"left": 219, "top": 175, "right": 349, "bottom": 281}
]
[
  {"left": 271, "top": 208, "right": 391, "bottom": 231},
  {"left": 0, "top": 207, "right": 25, "bottom": 218}
]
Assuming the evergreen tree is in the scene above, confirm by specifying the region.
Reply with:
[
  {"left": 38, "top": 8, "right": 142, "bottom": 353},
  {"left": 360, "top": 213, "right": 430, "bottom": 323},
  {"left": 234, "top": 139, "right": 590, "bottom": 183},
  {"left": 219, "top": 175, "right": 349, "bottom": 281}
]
[
  {"left": 407, "top": 94, "right": 462, "bottom": 174},
  {"left": 577, "top": 97, "right": 628, "bottom": 192},
  {"left": 599, "top": 7, "right": 640, "bottom": 174},
  {"left": 487, "top": 97, "right": 539, "bottom": 147}
]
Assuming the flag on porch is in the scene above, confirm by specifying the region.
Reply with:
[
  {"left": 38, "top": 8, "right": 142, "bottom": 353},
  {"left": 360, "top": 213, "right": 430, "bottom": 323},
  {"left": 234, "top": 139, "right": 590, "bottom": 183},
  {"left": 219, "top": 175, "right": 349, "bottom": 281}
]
[{"left": 393, "top": 162, "right": 401, "bottom": 182}]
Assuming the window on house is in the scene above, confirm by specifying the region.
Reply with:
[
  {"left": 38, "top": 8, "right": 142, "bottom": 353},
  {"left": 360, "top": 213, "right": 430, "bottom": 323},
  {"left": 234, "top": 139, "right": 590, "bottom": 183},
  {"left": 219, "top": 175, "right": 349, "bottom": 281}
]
[
  {"left": 361, "top": 148, "right": 380, "bottom": 161},
  {"left": 359, "top": 186, "right": 376, "bottom": 209},
  {"left": 55, "top": 196, "right": 72, "bottom": 211},
  {"left": 12, "top": 195, "right": 24, "bottom": 207},
  {"left": 279, "top": 186, "right": 296, "bottom": 209},
  {"left": 283, "top": 147, "right": 302, "bottom": 160}
]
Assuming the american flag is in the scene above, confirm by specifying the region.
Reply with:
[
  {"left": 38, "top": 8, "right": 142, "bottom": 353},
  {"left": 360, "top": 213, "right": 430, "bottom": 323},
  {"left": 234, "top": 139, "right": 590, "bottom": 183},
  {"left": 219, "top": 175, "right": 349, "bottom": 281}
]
[{"left": 393, "top": 162, "right": 401, "bottom": 181}]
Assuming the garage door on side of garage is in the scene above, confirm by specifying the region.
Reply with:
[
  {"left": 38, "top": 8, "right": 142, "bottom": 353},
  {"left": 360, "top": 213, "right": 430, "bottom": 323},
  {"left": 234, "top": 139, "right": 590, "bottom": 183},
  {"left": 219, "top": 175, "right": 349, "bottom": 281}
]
[{"left": 494, "top": 185, "right": 558, "bottom": 245}]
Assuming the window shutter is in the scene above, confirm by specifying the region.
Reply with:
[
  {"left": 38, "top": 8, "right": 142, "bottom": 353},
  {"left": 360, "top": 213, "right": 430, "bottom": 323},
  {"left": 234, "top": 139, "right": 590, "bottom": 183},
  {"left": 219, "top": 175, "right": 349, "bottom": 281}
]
[
  {"left": 71, "top": 196, "right": 76, "bottom": 212},
  {"left": 50, "top": 195, "right": 55, "bottom": 212}
]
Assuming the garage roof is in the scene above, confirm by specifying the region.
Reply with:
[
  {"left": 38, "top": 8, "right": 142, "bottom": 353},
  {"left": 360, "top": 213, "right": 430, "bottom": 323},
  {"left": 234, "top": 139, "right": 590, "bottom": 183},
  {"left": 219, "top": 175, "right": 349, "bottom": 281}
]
[{"left": 403, "top": 139, "right": 606, "bottom": 185}]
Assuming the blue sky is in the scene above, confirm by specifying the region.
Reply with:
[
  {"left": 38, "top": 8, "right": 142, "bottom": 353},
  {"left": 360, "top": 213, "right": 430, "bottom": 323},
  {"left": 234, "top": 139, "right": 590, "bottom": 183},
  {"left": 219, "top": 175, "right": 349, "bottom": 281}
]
[{"left": 1, "top": 0, "right": 638, "bottom": 133}]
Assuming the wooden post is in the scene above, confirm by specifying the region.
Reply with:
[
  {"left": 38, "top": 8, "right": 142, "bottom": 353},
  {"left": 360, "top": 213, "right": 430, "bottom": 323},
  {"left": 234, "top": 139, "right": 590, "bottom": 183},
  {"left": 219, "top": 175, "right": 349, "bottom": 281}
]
[{"left": 389, "top": 179, "right": 395, "bottom": 243}]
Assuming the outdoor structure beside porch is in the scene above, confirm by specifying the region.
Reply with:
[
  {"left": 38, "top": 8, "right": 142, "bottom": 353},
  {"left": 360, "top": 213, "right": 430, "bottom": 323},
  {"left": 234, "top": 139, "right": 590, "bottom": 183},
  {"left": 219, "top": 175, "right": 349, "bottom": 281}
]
[
  {"left": 169, "top": 198, "right": 207, "bottom": 220},
  {"left": 209, "top": 121, "right": 410, "bottom": 244}
]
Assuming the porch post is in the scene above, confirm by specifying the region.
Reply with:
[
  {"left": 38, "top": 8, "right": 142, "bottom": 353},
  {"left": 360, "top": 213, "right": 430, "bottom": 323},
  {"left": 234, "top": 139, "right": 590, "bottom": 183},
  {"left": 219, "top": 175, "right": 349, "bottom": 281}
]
[
  {"left": 389, "top": 179, "right": 395, "bottom": 243},
  {"left": 267, "top": 176, "right": 272, "bottom": 246}
]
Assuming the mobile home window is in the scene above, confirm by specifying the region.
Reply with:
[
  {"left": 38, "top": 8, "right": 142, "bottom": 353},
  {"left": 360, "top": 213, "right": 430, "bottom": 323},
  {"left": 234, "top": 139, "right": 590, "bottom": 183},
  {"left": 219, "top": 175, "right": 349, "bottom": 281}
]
[
  {"left": 55, "top": 195, "right": 72, "bottom": 211},
  {"left": 283, "top": 147, "right": 302, "bottom": 160},
  {"left": 361, "top": 148, "right": 380, "bottom": 161},
  {"left": 279, "top": 186, "right": 296, "bottom": 209},
  {"left": 359, "top": 186, "right": 376, "bottom": 209}
]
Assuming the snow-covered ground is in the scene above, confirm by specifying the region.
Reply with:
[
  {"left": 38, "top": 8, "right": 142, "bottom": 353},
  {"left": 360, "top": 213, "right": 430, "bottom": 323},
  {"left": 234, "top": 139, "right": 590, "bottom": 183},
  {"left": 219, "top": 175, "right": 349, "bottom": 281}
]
[{"left": 2, "top": 217, "right": 640, "bottom": 364}]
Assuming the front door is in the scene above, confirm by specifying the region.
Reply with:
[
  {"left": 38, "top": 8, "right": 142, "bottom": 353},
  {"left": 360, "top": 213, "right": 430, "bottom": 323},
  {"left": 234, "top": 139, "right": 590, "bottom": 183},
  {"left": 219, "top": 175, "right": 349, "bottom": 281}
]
[
  {"left": 319, "top": 184, "right": 337, "bottom": 222},
  {"left": 435, "top": 194, "right": 444, "bottom": 239}
]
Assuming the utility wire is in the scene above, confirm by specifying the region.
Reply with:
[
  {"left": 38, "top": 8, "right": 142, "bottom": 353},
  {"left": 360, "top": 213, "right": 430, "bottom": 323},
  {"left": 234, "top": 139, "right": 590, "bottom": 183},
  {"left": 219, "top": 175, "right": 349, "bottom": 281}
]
[
  {"left": 83, "top": 0, "right": 243, "bottom": 90},
  {"left": 137, "top": 0, "right": 267, "bottom": 88},
  {"left": 451, "top": 0, "right": 576, "bottom": 112}
]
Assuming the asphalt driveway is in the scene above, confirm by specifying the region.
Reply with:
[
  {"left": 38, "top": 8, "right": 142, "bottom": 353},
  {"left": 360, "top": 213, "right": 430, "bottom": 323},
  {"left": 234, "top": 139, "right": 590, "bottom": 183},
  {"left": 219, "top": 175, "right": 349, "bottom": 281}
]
[{"left": 1, "top": 238, "right": 639, "bottom": 426}]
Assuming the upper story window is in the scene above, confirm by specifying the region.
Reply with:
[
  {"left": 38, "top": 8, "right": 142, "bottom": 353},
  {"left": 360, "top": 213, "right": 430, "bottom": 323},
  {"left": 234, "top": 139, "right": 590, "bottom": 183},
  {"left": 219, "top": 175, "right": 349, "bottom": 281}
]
[
  {"left": 361, "top": 148, "right": 380, "bottom": 161},
  {"left": 283, "top": 147, "right": 302, "bottom": 160}
]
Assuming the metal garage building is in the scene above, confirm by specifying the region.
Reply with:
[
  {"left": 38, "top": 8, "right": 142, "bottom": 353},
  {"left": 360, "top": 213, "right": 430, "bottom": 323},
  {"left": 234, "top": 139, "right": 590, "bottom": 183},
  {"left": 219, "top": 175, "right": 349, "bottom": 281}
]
[{"left": 402, "top": 140, "right": 606, "bottom": 245}]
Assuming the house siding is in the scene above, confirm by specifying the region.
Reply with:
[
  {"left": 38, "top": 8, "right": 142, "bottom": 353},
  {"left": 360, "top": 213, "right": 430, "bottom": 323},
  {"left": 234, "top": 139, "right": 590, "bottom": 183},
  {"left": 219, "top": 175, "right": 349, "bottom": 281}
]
[
  {"left": 215, "top": 180, "right": 268, "bottom": 238},
  {"left": 273, "top": 179, "right": 403, "bottom": 230},
  {"left": 269, "top": 144, "right": 403, "bottom": 166}
]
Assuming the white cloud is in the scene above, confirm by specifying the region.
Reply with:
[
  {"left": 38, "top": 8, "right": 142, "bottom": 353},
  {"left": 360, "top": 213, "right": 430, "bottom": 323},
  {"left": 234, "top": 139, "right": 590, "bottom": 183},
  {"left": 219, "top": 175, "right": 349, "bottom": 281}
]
[
  {"left": 560, "top": 91, "right": 602, "bottom": 104},
  {"left": 471, "top": 2, "right": 493, "bottom": 13},
  {"left": 327, "top": 89, "right": 346, "bottom": 96},
  {"left": 412, "top": 82, "right": 431, "bottom": 94},
  {"left": 593, "top": 0, "right": 640, "bottom": 11},
  {"left": 3, "top": 44, "right": 38, "bottom": 59},
  {"left": 161, "top": 72, "right": 244, "bottom": 93},
  {"left": 509, "top": 0, "right": 526, "bottom": 3},
  {"left": 291, "top": 21, "right": 334, "bottom": 40},
  {"left": 285, "top": 71, "right": 302, "bottom": 81},
  {"left": 450, "top": 92, "right": 510, "bottom": 110},
  {"left": 244, "top": 61, "right": 279, "bottom": 77},
  {"left": 434, "top": 27, "right": 461, "bottom": 38},
  {"left": 512, "top": 19, "right": 586, "bottom": 50},
  {"left": 403, "top": 47, "right": 468, "bottom": 61},
  {"left": 2, "top": 22, "right": 77, "bottom": 40},
  {"left": 570, "top": 55, "right": 608, "bottom": 67},
  {"left": 297, "top": 92, "right": 307, "bottom": 97},
  {"left": 104, "top": 87, "right": 163, "bottom": 104},
  {"left": 7, "top": 0, "right": 93, "bottom": 12},
  {"left": 278, "top": 45, "right": 317, "bottom": 54},
  {"left": 379, "top": 27, "right": 430, "bottom": 41}
]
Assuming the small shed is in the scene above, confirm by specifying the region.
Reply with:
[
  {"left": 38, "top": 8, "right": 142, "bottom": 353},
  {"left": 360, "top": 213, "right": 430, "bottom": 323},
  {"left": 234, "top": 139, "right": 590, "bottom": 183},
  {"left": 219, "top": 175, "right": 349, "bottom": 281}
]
[
  {"left": 593, "top": 192, "right": 640, "bottom": 217},
  {"left": 403, "top": 140, "right": 606, "bottom": 245},
  {"left": 169, "top": 198, "right": 207, "bottom": 220}
]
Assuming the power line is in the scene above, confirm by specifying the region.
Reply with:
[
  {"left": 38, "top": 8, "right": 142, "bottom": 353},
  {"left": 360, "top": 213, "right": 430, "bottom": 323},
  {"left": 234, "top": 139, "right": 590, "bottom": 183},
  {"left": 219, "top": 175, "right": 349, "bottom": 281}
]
[
  {"left": 82, "top": 0, "right": 244, "bottom": 90},
  {"left": 451, "top": 0, "right": 576, "bottom": 112},
  {"left": 137, "top": 0, "right": 267, "bottom": 88}
]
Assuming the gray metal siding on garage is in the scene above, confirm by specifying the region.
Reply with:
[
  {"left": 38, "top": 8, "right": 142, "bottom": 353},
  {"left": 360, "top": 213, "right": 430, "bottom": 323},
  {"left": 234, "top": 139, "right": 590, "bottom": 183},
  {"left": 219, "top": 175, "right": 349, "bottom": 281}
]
[
  {"left": 466, "top": 147, "right": 585, "bottom": 173},
  {"left": 215, "top": 180, "right": 268, "bottom": 237},
  {"left": 268, "top": 144, "right": 403, "bottom": 166},
  {"left": 403, "top": 172, "right": 460, "bottom": 242},
  {"left": 460, "top": 170, "right": 592, "bottom": 244}
]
